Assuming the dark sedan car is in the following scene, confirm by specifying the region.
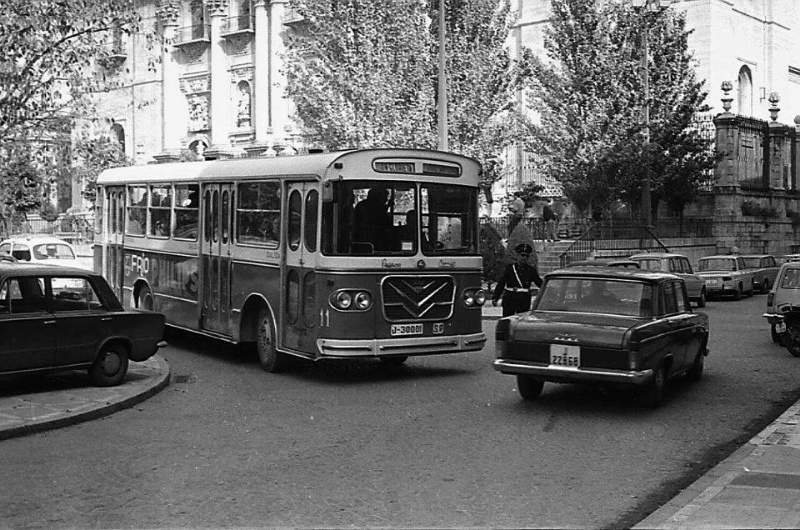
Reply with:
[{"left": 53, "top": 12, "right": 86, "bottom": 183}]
[
  {"left": 494, "top": 269, "right": 710, "bottom": 408},
  {"left": 0, "top": 262, "right": 166, "bottom": 386}
]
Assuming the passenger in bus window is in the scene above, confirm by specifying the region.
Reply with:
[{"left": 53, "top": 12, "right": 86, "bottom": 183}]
[{"left": 354, "top": 187, "right": 391, "bottom": 252}]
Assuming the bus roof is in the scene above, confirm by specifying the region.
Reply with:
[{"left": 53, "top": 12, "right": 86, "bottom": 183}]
[{"left": 96, "top": 148, "right": 481, "bottom": 185}]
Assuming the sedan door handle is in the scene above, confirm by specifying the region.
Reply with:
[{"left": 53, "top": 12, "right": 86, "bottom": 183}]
[
  {"left": 43, "top": 320, "right": 56, "bottom": 325},
  {"left": 101, "top": 317, "right": 113, "bottom": 322}
]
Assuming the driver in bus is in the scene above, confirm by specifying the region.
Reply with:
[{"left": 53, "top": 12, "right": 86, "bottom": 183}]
[{"left": 353, "top": 187, "right": 391, "bottom": 252}]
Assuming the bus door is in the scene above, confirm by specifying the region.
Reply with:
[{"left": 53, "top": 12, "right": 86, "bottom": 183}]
[
  {"left": 103, "top": 186, "right": 126, "bottom": 299},
  {"left": 282, "top": 181, "right": 319, "bottom": 353},
  {"left": 200, "top": 183, "right": 234, "bottom": 336}
]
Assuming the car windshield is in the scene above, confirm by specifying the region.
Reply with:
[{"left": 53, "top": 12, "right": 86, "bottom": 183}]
[
  {"left": 741, "top": 258, "right": 762, "bottom": 268},
  {"left": 322, "top": 180, "right": 478, "bottom": 256},
  {"left": 634, "top": 258, "right": 662, "bottom": 271},
  {"left": 32, "top": 243, "right": 75, "bottom": 260},
  {"left": 535, "top": 277, "right": 653, "bottom": 317},
  {"left": 698, "top": 258, "right": 735, "bottom": 272}
]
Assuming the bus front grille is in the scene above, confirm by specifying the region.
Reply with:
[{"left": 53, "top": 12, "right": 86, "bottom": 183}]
[{"left": 381, "top": 275, "right": 455, "bottom": 322}]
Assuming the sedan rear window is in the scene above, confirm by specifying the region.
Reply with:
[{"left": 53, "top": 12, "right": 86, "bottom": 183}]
[{"left": 536, "top": 278, "right": 653, "bottom": 317}]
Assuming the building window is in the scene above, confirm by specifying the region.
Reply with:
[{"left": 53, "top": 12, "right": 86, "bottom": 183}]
[
  {"left": 737, "top": 66, "right": 753, "bottom": 117},
  {"left": 110, "top": 123, "right": 125, "bottom": 155}
]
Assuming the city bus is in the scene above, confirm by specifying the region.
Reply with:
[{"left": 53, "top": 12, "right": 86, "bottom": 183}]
[{"left": 94, "top": 149, "right": 487, "bottom": 371}]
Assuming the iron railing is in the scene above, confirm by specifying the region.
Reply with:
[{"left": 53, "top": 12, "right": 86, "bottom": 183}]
[{"left": 558, "top": 222, "right": 669, "bottom": 267}]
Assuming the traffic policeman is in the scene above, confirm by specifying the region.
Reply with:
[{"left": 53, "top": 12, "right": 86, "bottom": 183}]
[{"left": 492, "top": 243, "right": 543, "bottom": 317}]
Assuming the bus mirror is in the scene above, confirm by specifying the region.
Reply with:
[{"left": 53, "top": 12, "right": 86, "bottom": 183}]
[{"left": 322, "top": 180, "right": 334, "bottom": 202}]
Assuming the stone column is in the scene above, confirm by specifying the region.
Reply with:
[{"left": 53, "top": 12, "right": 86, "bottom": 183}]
[
  {"left": 154, "top": 1, "right": 182, "bottom": 163},
  {"left": 767, "top": 93, "right": 791, "bottom": 190},
  {"left": 269, "top": 0, "right": 293, "bottom": 152},
  {"left": 244, "top": 0, "right": 274, "bottom": 157},
  {"left": 793, "top": 116, "right": 800, "bottom": 192},
  {"left": 205, "top": 0, "right": 232, "bottom": 159}
]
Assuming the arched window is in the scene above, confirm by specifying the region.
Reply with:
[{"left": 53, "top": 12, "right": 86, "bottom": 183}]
[
  {"left": 110, "top": 123, "right": 125, "bottom": 154},
  {"left": 737, "top": 66, "right": 753, "bottom": 117}
]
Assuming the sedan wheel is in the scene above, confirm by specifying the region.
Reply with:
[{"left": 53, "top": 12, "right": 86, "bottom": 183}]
[
  {"left": 696, "top": 289, "right": 706, "bottom": 308},
  {"left": 517, "top": 376, "right": 544, "bottom": 400},
  {"left": 89, "top": 343, "right": 130, "bottom": 387},
  {"left": 640, "top": 363, "right": 665, "bottom": 409}
]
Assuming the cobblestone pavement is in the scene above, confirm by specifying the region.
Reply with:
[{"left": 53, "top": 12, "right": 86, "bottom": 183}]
[{"left": 3, "top": 311, "right": 800, "bottom": 528}]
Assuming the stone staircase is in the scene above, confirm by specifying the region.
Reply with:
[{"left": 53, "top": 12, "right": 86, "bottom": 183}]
[{"left": 533, "top": 239, "right": 576, "bottom": 274}]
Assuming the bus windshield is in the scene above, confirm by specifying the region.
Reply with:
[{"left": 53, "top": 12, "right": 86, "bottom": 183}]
[{"left": 323, "top": 181, "right": 478, "bottom": 256}]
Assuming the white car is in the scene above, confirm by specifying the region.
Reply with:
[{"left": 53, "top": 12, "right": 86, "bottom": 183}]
[
  {"left": 697, "top": 255, "right": 755, "bottom": 300},
  {"left": 0, "top": 235, "right": 91, "bottom": 271}
]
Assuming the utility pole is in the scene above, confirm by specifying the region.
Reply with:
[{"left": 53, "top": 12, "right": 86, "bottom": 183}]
[{"left": 437, "top": 0, "right": 448, "bottom": 151}]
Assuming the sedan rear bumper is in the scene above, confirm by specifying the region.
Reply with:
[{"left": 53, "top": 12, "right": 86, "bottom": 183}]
[{"left": 493, "top": 359, "right": 654, "bottom": 386}]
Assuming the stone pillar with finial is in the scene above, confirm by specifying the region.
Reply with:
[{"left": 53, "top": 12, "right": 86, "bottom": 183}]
[
  {"left": 793, "top": 115, "right": 800, "bottom": 191},
  {"left": 767, "top": 92, "right": 790, "bottom": 189},
  {"left": 714, "top": 81, "right": 738, "bottom": 187}
]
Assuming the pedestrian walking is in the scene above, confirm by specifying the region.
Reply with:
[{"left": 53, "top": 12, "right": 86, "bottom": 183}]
[
  {"left": 492, "top": 243, "right": 543, "bottom": 317},
  {"left": 507, "top": 192, "right": 525, "bottom": 237},
  {"left": 543, "top": 199, "right": 558, "bottom": 241}
]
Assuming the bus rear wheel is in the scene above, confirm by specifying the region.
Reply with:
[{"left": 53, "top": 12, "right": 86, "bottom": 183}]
[
  {"left": 136, "top": 285, "right": 154, "bottom": 311},
  {"left": 257, "top": 308, "right": 288, "bottom": 373}
]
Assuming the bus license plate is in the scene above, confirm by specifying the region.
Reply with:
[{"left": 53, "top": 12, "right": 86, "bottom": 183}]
[
  {"left": 550, "top": 344, "right": 580, "bottom": 368},
  {"left": 391, "top": 323, "right": 423, "bottom": 337}
]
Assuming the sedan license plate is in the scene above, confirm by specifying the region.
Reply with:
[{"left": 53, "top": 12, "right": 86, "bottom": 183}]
[
  {"left": 706, "top": 279, "right": 720, "bottom": 287},
  {"left": 391, "top": 323, "right": 423, "bottom": 337},
  {"left": 550, "top": 344, "right": 580, "bottom": 368}
]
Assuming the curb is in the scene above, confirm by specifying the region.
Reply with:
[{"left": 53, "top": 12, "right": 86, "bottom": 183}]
[{"left": 0, "top": 355, "right": 171, "bottom": 441}]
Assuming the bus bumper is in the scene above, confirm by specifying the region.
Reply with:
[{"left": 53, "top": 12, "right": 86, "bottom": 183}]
[{"left": 316, "top": 332, "right": 487, "bottom": 358}]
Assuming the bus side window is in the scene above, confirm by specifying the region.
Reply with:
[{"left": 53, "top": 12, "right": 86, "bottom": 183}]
[
  {"left": 174, "top": 184, "right": 199, "bottom": 240},
  {"left": 236, "top": 181, "right": 280, "bottom": 249},
  {"left": 126, "top": 185, "right": 147, "bottom": 236}
]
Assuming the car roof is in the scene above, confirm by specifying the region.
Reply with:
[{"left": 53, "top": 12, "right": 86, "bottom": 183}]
[
  {"left": 0, "top": 262, "right": 95, "bottom": 276},
  {"left": 547, "top": 267, "right": 677, "bottom": 282},
  {"left": 699, "top": 255, "right": 737, "bottom": 259},
  {"left": 739, "top": 254, "right": 774, "bottom": 258},
  {"left": 628, "top": 252, "right": 686, "bottom": 259},
  {"left": 566, "top": 260, "right": 640, "bottom": 267},
  {"left": 0, "top": 235, "right": 75, "bottom": 246}
]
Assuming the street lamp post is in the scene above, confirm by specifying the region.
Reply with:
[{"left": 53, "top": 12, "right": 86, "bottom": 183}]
[{"left": 630, "top": 0, "right": 670, "bottom": 229}]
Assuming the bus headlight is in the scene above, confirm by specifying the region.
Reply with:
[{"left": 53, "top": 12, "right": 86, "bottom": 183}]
[
  {"left": 333, "top": 291, "right": 353, "bottom": 310},
  {"left": 462, "top": 288, "right": 487, "bottom": 307},
  {"left": 354, "top": 291, "right": 372, "bottom": 310},
  {"left": 330, "top": 290, "right": 372, "bottom": 311}
]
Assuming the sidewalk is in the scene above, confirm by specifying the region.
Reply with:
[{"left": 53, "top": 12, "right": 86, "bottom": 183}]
[
  {"left": 0, "top": 355, "right": 170, "bottom": 441},
  {"left": 2, "top": 324, "right": 800, "bottom": 529}
]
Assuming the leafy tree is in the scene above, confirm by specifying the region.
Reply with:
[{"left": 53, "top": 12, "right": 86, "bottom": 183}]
[
  {"left": 0, "top": 0, "right": 140, "bottom": 145},
  {"left": 0, "top": 147, "right": 43, "bottom": 235},
  {"left": 283, "top": 0, "right": 530, "bottom": 174},
  {"left": 523, "top": 0, "right": 714, "bottom": 222},
  {"left": 68, "top": 127, "right": 130, "bottom": 205}
]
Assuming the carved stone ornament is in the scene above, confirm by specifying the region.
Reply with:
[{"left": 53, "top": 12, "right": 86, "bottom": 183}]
[
  {"left": 230, "top": 66, "right": 254, "bottom": 84},
  {"left": 187, "top": 94, "right": 210, "bottom": 131},
  {"left": 180, "top": 74, "right": 211, "bottom": 95},
  {"left": 208, "top": 0, "right": 230, "bottom": 16},
  {"left": 156, "top": 0, "right": 180, "bottom": 26},
  {"left": 227, "top": 33, "right": 252, "bottom": 55},
  {"left": 178, "top": 41, "right": 208, "bottom": 63}
]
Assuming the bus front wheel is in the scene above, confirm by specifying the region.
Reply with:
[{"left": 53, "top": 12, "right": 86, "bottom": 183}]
[{"left": 257, "top": 308, "right": 288, "bottom": 373}]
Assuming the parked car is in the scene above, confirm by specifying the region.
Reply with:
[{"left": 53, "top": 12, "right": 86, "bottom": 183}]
[
  {"left": 565, "top": 259, "right": 641, "bottom": 269},
  {"left": 696, "top": 255, "right": 755, "bottom": 300},
  {"left": 493, "top": 269, "right": 710, "bottom": 408},
  {"left": 780, "top": 254, "right": 800, "bottom": 264},
  {"left": 0, "top": 262, "right": 166, "bottom": 386},
  {"left": 0, "top": 235, "right": 91, "bottom": 271},
  {"left": 763, "top": 261, "right": 800, "bottom": 343},
  {"left": 628, "top": 252, "right": 707, "bottom": 307},
  {"left": 740, "top": 254, "right": 780, "bottom": 293}
]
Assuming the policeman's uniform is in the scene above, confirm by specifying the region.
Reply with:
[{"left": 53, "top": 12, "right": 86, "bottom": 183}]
[{"left": 493, "top": 244, "right": 543, "bottom": 317}]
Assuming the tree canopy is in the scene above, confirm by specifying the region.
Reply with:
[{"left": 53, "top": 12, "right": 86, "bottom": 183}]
[
  {"left": 0, "top": 0, "right": 139, "bottom": 146},
  {"left": 283, "top": 0, "right": 530, "bottom": 173},
  {"left": 523, "top": 0, "right": 715, "bottom": 220}
]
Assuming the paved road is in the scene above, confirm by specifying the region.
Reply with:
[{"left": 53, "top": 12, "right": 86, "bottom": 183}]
[{"left": 1, "top": 295, "right": 799, "bottom": 528}]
